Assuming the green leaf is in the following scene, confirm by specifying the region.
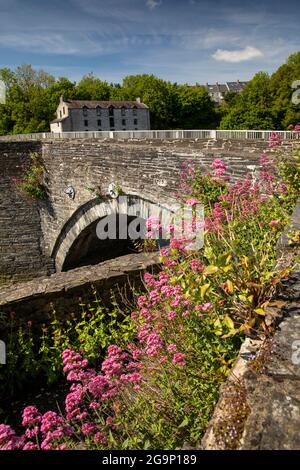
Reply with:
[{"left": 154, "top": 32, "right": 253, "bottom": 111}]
[
  {"left": 178, "top": 417, "right": 189, "bottom": 428},
  {"left": 200, "top": 283, "right": 210, "bottom": 299},
  {"left": 203, "top": 265, "right": 219, "bottom": 275},
  {"left": 224, "top": 315, "right": 235, "bottom": 330}
]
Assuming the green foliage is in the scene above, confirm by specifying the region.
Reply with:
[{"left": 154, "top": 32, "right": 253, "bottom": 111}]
[
  {"left": 1, "top": 51, "right": 299, "bottom": 135},
  {"left": 0, "top": 291, "right": 135, "bottom": 400},
  {"left": 18, "top": 152, "right": 46, "bottom": 199},
  {"left": 220, "top": 51, "right": 300, "bottom": 130},
  {"left": 0, "top": 67, "right": 218, "bottom": 133},
  {"left": 220, "top": 72, "right": 276, "bottom": 130},
  {"left": 75, "top": 73, "right": 111, "bottom": 100},
  {"left": 277, "top": 147, "right": 300, "bottom": 193},
  {"left": 190, "top": 170, "right": 228, "bottom": 208}
]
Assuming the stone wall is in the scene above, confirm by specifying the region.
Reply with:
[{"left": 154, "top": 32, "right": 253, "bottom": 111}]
[
  {"left": 1, "top": 137, "right": 293, "bottom": 279},
  {"left": 0, "top": 252, "right": 160, "bottom": 324},
  {"left": 0, "top": 141, "right": 51, "bottom": 283}
]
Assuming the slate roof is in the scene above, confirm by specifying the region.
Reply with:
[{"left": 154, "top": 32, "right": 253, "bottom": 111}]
[
  {"left": 63, "top": 99, "right": 148, "bottom": 109},
  {"left": 226, "top": 81, "right": 248, "bottom": 92},
  {"left": 50, "top": 116, "right": 68, "bottom": 123}
]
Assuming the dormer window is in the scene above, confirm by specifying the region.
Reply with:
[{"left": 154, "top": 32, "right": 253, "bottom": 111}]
[
  {"left": 109, "top": 106, "right": 114, "bottom": 116},
  {"left": 96, "top": 106, "right": 101, "bottom": 116},
  {"left": 82, "top": 106, "right": 88, "bottom": 117},
  {"left": 133, "top": 107, "right": 137, "bottom": 116}
]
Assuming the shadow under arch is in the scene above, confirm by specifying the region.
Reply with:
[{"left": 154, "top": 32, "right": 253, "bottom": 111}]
[{"left": 51, "top": 195, "right": 176, "bottom": 272}]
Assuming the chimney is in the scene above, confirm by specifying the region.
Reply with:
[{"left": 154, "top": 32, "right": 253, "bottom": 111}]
[
  {"left": 60, "top": 95, "right": 65, "bottom": 103},
  {"left": 136, "top": 97, "right": 141, "bottom": 103},
  {"left": 237, "top": 79, "right": 240, "bottom": 84}
]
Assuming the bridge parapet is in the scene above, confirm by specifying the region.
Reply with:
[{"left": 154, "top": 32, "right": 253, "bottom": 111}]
[{"left": 0, "top": 129, "right": 299, "bottom": 142}]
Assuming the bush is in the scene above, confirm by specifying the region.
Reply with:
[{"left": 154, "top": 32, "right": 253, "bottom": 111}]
[{"left": 18, "top": 152, "right": 46, "bottom": 199}]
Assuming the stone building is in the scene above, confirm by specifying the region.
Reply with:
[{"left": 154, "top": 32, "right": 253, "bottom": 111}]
[
  {"left": 205, "top": 80, "right": 248, "bottom": 105},
  {"left": 50, "top": 96, "right": 150, "bottom": 133}
]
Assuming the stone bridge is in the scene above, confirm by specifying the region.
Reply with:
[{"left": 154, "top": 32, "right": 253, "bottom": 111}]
[{"left": 0, "top": 135, "right": 292, "bottom": 282}]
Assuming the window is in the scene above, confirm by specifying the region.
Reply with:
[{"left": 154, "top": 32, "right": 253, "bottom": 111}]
[
  {"left": 121, "top": 107, "right": 126, "bottom": 116},
  {"left": 83, "top": 106, "right": 88, "bottom": 116},
  {"left": 63, "top": 107, "right": 65, "bottom": 114},
  {"left": 134, "top": 119, "right": 138, "bottom": 125},
  {"left": 109, "top": 106, "right": 114, "bottom": 116},
  {"left": 98, "top": 129, "right": 102, "bottom": 131},
  {"left": 59, "top": 110, "right": 62, "bottom": 118},
  {"left": 122, "top": 119, "right": 126, "bottom": 126},
  {"left": 96, "top": 106, "right": 101, "bottom": 116},
  {"left": 109, "top": 117, "right": 114, "bottom": 128},
  {"left": 97, "top": 119, "right": 101, "bottom": 126},
  {"left": 84, "top": 120, "right": 88, "bottom": 127},
  {"left": 133, "top": 107, "right": 137, "bottom": 116}
]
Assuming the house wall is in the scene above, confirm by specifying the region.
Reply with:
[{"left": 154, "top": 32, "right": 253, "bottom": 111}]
[{"left": 60, "top": 107, "right": 150, "bottom": 132}]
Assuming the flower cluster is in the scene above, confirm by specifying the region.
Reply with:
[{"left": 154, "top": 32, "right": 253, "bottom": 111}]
[{"left": 211, "top": 159, "right": 226, "bottom": 177}]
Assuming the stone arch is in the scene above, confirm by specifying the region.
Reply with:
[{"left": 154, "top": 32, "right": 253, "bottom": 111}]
[{"left": 51, "top": 195, "right": 175, "bottom": 272}]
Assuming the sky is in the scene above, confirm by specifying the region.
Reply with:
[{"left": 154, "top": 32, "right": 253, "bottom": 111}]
[{"left": 0, "top": 0, "right": 299, "bottom": 84}]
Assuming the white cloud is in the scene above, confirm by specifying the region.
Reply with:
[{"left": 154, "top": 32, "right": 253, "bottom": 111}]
[
  {"left": 146, "top": 0, "right": 161, "bottom": 11},
  {"left": 212, "top": 46, "right": 263, "bottom": 62}
]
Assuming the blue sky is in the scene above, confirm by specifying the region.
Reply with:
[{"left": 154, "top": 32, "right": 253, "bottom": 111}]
[{"left": 0, "top": 0, "right": 299, "bottom": 84}]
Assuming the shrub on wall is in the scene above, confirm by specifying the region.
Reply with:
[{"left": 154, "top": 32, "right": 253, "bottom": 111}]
[{"left": 18, "top": 152, "right": 46, "bottom": 200}]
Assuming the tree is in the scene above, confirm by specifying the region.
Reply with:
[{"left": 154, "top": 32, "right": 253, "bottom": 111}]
[
  {"left": 220, "top": 51, "right": 300, "bottom": 130},
  {"left": 220, "top": 72, "right": 276, "bottom": 129},
  {"left": 174, "top": 84, "right": 217, "bottom": 129},
  {"left": 269, "top": 51, "right": 300, "bottom": 128},
  {"left": 113, "top": 74, "right": 182, "bottom": 129},
  {"left": 75, "top": 74, "right": 111, "bottom": 100}
]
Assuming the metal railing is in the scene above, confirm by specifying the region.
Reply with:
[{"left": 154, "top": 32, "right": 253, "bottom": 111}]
[{"left": 0, "top": 129, "right": 299, "bottom": 141}]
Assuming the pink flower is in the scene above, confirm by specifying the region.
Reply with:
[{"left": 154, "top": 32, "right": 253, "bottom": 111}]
[
  {"left": 214, "top": 167, "right": 225, "bottom": 176},
  {"left": 143, "top": 272, "right": 156, "bottom": 287},
  {"left": 211, "top": 159, "right": 226, "bottom": 177},
  {"left": 211, "top": 158, "right": 225, "bottom": 169},
  {"left": 191, "top": 259, "right": 204, "bottom": 273},
  {"left": 0, "top": 424, "right": 24, "bottom": 450},
  {"left": 94, "top": 432, "right": 106, "bottom": 445},
  {"left": 81, "top": 423, "right": 97, "bottom": 436},
  {"left": 167, "top": 344, "right": 177, "bottom": 353},
  {"left": 268, "top": 132, "right": 282, "bottom": 148},
  {"left": 269, "top": 219, "right": 279, "bottom": 227},
  {"left": 145, "top": 333, "right": 164, "bottom": 357},
  {"left": 172, "top": 353, "right": 186, "bottom": 367},
  {"left": 168, "top": 310, "right": 177, "bottom": 320},
  {"left": 40, "top": 411, "right": 63, "bottom": 434},
  {"left": 187, "top": 198, "right": 200, "bottom": 206},
  {"left": 201, "top": 303, "right": 212, "bottom": 312},
  {"left": 23, "top": 441, "right": 38, "bottom": 450},
  {"left": 22, "top": 406, "right": 41, "bottom": 427},
  {"left": 25, "top": 426, "right": 39, "bottom": 439}
]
